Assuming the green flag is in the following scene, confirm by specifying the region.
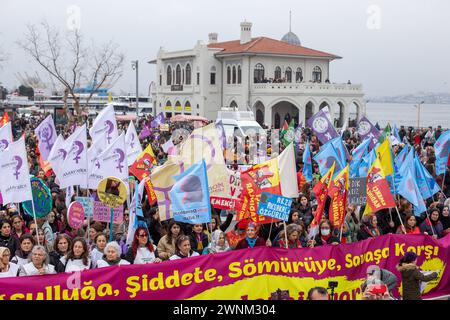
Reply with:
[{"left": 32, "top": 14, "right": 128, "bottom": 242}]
[
  {"left": 282, "top": 119, "right": 295, "bottom": 145},
  {"left": 378, "top": 123, "right": 391, "bottom": 143}
]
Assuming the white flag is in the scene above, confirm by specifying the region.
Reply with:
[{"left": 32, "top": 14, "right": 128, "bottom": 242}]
[
  {"left": 65, "top": 186, "right": 74, "bottom": 209},
  {"left": 34, "top": 114, "right": 57, "bottom": 161},
  {"left": 89, "top": 104, "right": 118, "bottom": 146},
  {"left": 278, "top": 143, "right": 299, "bottom": 198},
  {"left": 59, "top": 124, "right": 88, "bottom": 189},
  {"left": 321, "top": 105, "right": 333, "bottom": 123},
  {"left": 0, "top": 122, "right": 13, "bottom": 152},
  {"left": 126, "top": 178, "right": 146, "bottom": 245},
  {"left": 162, "top": 139, "right": 174, "bottom": 153},
  {"left": 95, "top": 133, "right": 129, "bottom": 189},
  {"left": 87, "top": 139, "right": 106, "bottom": 189},
  {"left": 47, "top": 135, "right": 66, "bottom": 181},
  {"left": 125, "top": 121, "right": 142, "bottom": 165},
  {"left": 0, "top": 137, "right": 33, "bottom": 204}
]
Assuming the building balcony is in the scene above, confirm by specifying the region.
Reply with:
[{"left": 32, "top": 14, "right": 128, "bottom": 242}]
[{"left": 251, "top": 82, "right": 363, "bottom": 96}]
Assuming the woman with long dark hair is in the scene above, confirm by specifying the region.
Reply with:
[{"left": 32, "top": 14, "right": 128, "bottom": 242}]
[
  {"left": 11, "top": 234, "right": 35, "bottom": 268},
  {"left": 125, "top": 227, "right": 161, "bottom": 264},
  {"left": 10, "top": 215, "right": 29, "bottom": 241},
  {"left": 0, "top": 220, "right": 19, "bottom": 259},
  {"left": 357, "top": 215, "right": 383, "bottom": 240},
  {"left": 61, "top": 237, "right": 91, "bottom": 272},
  {"left": 49, "top": 234, "right": 72, "bottom": 273},
  {"left": 157, "top": 221, "right": 184, "bottom": 260}
]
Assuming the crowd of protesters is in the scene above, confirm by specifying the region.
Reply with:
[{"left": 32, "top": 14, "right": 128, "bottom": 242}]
[{"left": 0, "top": 111, "right": 448, "bottom": 300}]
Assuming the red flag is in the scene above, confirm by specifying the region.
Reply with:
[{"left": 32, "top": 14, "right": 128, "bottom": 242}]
[
  {"left": 0, "top": 112, "right": 9, "bottom": 127},
  {"left": 311, "top": 162, "right": 336, "bottom": 227},
  {"left": 143, "top": 177, "right": 157, "bottom": 206},
  {"left": 328, "top": 165, "right": 349, "bottom": 229},
  {"left": 364, "top": 158, "right": 396, "bottom": 216},
  {"left": 239, "top": 159, "right": 281, "bottom": 224},
  {"left": 129, "top": 144, "right": 156, "bottom": 181}
]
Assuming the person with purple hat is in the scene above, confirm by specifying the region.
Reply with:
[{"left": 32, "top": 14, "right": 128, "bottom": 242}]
[{"left": 396, "top": 251, "right": 438, "bottom": 300}]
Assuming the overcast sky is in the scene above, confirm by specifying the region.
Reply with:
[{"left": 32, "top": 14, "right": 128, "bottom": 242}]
[{"left": 1, "top": 0, "right": 449, "bottom": 97}]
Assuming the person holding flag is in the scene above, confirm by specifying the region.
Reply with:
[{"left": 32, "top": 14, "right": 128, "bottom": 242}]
[
  {"left": 308, "top": 162, "right": 335, "bottom": 239},
  {"left": 328, "top": 164, "right": 349, "bottom": 235}
]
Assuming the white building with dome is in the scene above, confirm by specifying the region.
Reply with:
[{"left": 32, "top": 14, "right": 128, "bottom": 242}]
[{"left": 149, "top": 21, "right": 365, "bottom": 128}]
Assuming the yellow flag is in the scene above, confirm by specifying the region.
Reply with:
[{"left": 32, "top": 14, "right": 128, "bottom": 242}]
[{"left": 376, "top": 138, "right": 394, "bottom": 176}]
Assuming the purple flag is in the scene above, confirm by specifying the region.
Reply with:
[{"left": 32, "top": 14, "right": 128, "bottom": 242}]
[
  {"left": 306, "top": 109, "right": 338, "bottom": 144},
  {"left": 139, "top": 125, "right": 151, "bottom": 140},
  {"left": 151, "top": 112, "right": 166, "bottom": 128},
  {"left": 215, "top": 120, "right": 227, "bottom": 150},
  {"left": 357, "top": 116, "right": 381, "bottom": 150},
  {"left": 34, "top": 115, "right": 57, "bottom": 161}
]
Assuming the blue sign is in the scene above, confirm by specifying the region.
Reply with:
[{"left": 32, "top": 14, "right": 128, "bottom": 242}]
[
  {"left": 75, "top": 196, "right": 94, "bottom": 218},
  {"left": 257, "top": 192, "right": 293, "bottom": 221}
]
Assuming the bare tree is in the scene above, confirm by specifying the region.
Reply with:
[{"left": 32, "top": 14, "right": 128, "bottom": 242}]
[{"left": 18, "top": 21, "right": 124, "bottom": 120}]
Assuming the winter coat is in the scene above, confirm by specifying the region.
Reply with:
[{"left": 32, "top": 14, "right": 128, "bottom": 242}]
[
  {"left": 313, "top": 234, "right": 340, "bottom": 246},
  {"left": 157, "top": 235, "right": 176, "bottom": 260},
  {"left": 235, "top": 237, "right": 266, "bottom": 250},
  {"left": 49, "top": 251, "right": 66, "bottom": 273},
  {"left": 11, "top": 249, "right": 30, "bottom": 268},
  {"left": 357, "top": 225, "right": 383, "bottom": 241},
  {"left": 419, "top": 219, "right": 444, "bottom": 238},
  {"left": 0, "top": 235, "right": 19, "bottom": 261},
  {"left": 189, "top": 232, "right": 209, "bottom": 255},
  {"left": 397, "top": 263, "right": 438, "bottom": 300}
]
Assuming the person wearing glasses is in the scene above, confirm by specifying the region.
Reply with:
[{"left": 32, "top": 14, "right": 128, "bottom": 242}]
[
  {"left": 18, "top": 245, "right": 56, "bottom": 276},
  {"left": 125, "top": 227, "right": 162, "bottom": 264},
  {"left": 0, "top": 247, "right": 20, "bottom": 278}
]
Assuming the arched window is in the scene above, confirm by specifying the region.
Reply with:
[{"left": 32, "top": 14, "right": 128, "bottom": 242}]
[
  {"left": 254, "top": 63, "right": 265, "bottom": 83},
  {"left": 185, "top": 64, "right": 191, "bottom": 85},
  {"left": 184, "top": 101, "right": 191, "bottom": 113},
  {"left": 175, "top": 100, "right": 182, "bottom": 112},
  {"left": 312, "top": 66, "right": 322, "bottom": 83},
  {"left": 274, "top": 113, "right": 280, "bottom": 129},
  {"left": 165, "top": 100, "right": 172, "bottom": 110},
  {"left": 175, "top": 64, "right": 181, "bottom": 85},
  {"left": 227, "top": 66, "right": 231, "bottom": 84},
  {"left": 166, "top": 66, "right": 172, "bottom": 85},
  {"left": 232, "top": 66, "right": 236, "bottom": 84},
  {"left": 274, "top": 66, "right": 281, "bottom": 81},
  {"left": 296, "top": 67, "right": 303, "bottom": 82},
  {"left": 285, "top": 67, "right": 292, "bottom": 83},
  {"left": 237, "top": 65, "right": 242, "bottom": 84},
  {"left": 230, "top": 101, "right": 238, "bottom": 109}
]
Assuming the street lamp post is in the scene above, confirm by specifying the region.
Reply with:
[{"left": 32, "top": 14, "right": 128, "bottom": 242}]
[
  {"left": 416, "top": 100, "right": 425, "bottom": 129},
  {"left": 131, "top": 60, "right": 139, "bottom": 122}
]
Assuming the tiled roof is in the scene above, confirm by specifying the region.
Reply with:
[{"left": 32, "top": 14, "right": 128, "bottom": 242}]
[{"left": 208, "top": 37, "right": 340, "bottom": 59}]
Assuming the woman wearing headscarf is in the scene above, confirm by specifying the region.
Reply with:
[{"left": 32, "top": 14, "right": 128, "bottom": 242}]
[
  {"left": 96, "top": 242, "right": 130, "bottom": 268},
  {"left": 235, "top": 222, "right": 266, "bottom": 250},
  {"left": 419, "top": 208, "right": 444, "bottom": 239},
  {"left": 11, "top": 234, "right": 35, "bottom": 268},
  {"left": 19, "top": 245, "right": 56, "bottom": 276},
  {"left": 205, "top": 231, "right": 231, "bottom": 254},
  {"left": 438, "top": 205, "right": 450, "bottom": 236},
  {"left": 397, "top": 251, "right": 438, "bottom": 300},
  {"left": 0, "top": 247, "right": 20, "bottom": 278}
]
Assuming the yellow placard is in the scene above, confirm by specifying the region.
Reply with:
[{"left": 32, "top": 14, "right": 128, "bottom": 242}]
[
  {"left": 185, "top": 106, "right": 191, "bottom": 111},
  {"left": 164, "top": 105, "right": 172, "bottom": 111},
  {"left": 97, "top": 177, "right": 127, "bottom": 208}
]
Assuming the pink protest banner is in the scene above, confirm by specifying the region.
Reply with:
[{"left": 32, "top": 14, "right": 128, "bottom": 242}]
[
  {"left": 93, "top": 201, "right": 123, "bottom": 223},
  {"left": 68, "top": 201, "right": 85, "bottom": 230},
  {"left": 0, "top": 234, "right": 449, "bottom": 300}
]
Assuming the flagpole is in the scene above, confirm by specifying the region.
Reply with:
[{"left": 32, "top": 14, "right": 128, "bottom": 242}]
[
  {"left": 29, "top": 197, "right": 41, "bottom": 246},
  {"left": 283, "top": 221, "right": 288, "bottom": 249},
  {"left": 394, "top": 205, "right": 406, "bottom": 234},
  {"left": 426, "top": 212, "right": 437, "bottom": 238},
  {"left": 339, "top": 223, "right": 344, "bottom": 242},
  {"left": 109, "top": 207, "right": 114, "bottom": 242}
]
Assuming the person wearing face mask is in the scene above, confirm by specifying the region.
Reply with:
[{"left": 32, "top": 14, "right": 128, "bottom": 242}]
[{"left": 308, "top": 220, "right": 340, "bottom": 247}]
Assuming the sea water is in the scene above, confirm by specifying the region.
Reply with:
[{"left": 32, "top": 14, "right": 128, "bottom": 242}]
[{"left": 365, "top": 103, "right": 450, "bottom": 129}]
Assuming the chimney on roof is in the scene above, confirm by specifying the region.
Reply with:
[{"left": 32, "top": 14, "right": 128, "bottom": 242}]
[
  {"left": 208, "top": 32, "right": 218, "bottom": 44},
  {"left": 240, "top": 21, "right": 252, "bottom": 44}
]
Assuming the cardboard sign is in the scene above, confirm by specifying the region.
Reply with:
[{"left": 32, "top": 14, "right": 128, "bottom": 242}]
[
  {"left": 159, "top": 124, "right": 170, "bottom": 132},
  {"left": 75, "top": 196, "right": 94, "bottom": 218},
  {"left": 93, "top": 201, "right": 123, "bottom": 223},
  {"left": 68, "top": 201, "right": 85, "bottom": 229},
  {"left": 348, "top": 177, "right": 366, "bottom": 205},
  {"left": 257, "top": 192, "right": 293, "bottom": 222},
  {"left": 23, "top": 177, "right": 53, "bottom": 218},
  {"left": 97, "top": 176, "right": 127, "bottom": 208}
]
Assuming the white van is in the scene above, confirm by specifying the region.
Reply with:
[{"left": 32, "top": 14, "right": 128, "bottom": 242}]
[{"left": 216, "top": 109, "right": 265, "bottom": 138}]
